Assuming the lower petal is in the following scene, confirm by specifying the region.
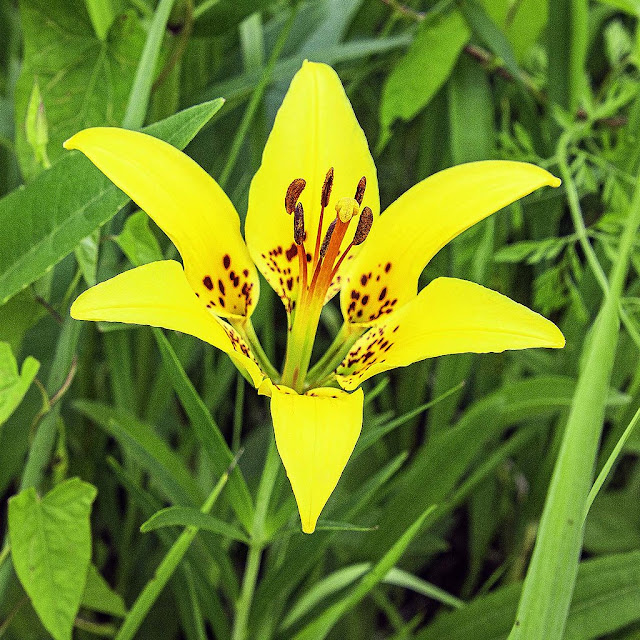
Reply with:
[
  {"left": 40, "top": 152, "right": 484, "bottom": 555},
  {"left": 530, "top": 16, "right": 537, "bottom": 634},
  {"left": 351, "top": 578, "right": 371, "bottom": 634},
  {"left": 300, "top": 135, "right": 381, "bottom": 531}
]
[
  {"left": 268, "top": 383, "right": 364, "bottom": 533},
  {"left": 71, "top": 260, "right": 264, "bottom": 387},
  {"left": 336, "top": 277, "right": 565, "bottom": 391}
]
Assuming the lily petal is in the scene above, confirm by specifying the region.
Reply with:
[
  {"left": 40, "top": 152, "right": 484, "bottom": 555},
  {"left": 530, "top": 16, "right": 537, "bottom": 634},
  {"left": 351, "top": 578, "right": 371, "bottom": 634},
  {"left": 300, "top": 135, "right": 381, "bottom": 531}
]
[
  {"left": 336, "top": 277, "right": 565, "bottom": 391},
  {"left": 71, "top": 261, "right": 264, "bottom": 387},
  {"left": 246, "top": 61, "right": 379, "bottom": 316},
  {"left": 268, "top": 382, "right": 364, "bottom": 533},
  {"left": 340, "top": 161, "right": 560, "bottom": 325},
  {"left": 64, "top": 128, "right": 259, "bottom": 319}
]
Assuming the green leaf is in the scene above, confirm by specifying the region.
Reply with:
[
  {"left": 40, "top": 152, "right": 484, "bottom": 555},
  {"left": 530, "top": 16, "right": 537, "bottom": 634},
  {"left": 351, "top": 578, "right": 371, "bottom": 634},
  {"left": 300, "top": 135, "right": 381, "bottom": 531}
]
[
  {"left": 115, "top": 210, "right": 164, "bottom": 267},
  {"left": 15, "top": 0, "right": 144, "bottom": 178},
  {"left": 0, "top": 98, "right": 224, "bottom": 305},
  {"left": 73, "top": 400, "right": 203, "bottom": 507},
  {"left": 281, "top": 564, "right": 462, "bottom": 632},
  {"left": 0, "top": 341, "right": 39, "bottom": 428},
  {"left": 459, "top": 0, "right": 521, "bottom": 82},
  {"left": 140, "top": 506, "right": 250, "bottom": 544},
  {"left": 378, "top": 10, "right": 470, "bottom": 151},
  {"left": 152, "top": 329, "right": 254, "bottom": 531},
  {"left": 416, "top": 551, "right": 640, "bottom": 640},
  {"left": 193, "top": 0, "right": 277, "bottom": 35},
  {"left": 8, "top": 478, "right": 97, "bottom": 640},
  {"left": 293, "top": 505, "right": 437, "bottom": 639},
  {"left": 81, "top": 564, "right": 127, "bottom": 617}
]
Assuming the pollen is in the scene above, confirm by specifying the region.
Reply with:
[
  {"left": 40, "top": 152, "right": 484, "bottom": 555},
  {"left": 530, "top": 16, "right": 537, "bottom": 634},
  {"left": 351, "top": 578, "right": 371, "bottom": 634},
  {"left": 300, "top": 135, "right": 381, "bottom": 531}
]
[{"left": 335, "top": 197, "right": 359, "bottom": 223}]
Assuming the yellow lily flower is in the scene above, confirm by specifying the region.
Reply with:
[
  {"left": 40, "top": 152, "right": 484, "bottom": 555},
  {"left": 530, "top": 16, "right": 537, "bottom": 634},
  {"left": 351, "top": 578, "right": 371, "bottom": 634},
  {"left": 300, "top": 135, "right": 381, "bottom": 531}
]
[{"left": 66, "top": 61, "right": 564, "bottom": 534}]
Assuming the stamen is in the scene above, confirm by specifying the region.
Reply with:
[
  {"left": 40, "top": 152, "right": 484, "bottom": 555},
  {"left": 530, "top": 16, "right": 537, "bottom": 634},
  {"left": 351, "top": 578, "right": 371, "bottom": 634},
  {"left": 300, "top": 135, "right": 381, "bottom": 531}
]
[
  {"left": 354, "top": 176, "right": 366, "bottom": 205},
  {"left": 294, "top": 202, "right": 305, "bottom": 245},
  {"left": 321, "top": 167, "right": 334, "bottom": 207},
  {"left": 314, "top": 167, "right": 334, "bottom": 266},
  {"left": 319, "top": 219, "right": 336, "bottom": 258},
  {"left": 353, "top": 206, "right": 373, "bottom": 245},
  {"left": 285, "top": 178, "right": 306, "bottom": 214}
]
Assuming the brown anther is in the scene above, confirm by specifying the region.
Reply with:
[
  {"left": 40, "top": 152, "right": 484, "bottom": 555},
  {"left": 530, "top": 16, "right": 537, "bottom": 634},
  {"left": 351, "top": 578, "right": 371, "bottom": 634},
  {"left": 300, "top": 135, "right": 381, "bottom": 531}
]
[
  {"left": 294, "top": 202, "right": 305, "bottom": 245},
  {"left": 320, "top": 220, "right": 336, "bottom": 257},
  {"left": 321, "top": 167, "right": 334, "bottom": 207},
  {"left": 353, "top": 206, "right": 373, "bottom": 245},
  {"left": 285, "top": 178, "right": 306, "bottom": 214},
  {"left": 354, "top": 176, "right": 366, "bottom": 205}
]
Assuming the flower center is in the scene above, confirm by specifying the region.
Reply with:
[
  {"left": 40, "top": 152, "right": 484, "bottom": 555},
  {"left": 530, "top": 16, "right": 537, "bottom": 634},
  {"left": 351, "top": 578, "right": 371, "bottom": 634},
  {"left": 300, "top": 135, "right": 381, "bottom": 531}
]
[{"left": 280, "top": 168, "right": 373, "bottom": 392}]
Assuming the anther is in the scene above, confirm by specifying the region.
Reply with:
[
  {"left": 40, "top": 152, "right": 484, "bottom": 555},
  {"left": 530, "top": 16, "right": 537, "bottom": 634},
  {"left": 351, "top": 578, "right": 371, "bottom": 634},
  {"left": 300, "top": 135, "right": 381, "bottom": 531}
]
[
  {"left": 320, "top": 220, "right": 336, "bottom": 257},
  {"left": 354, "top": 176, "right": 366, "bottom": 205},
  {"left": 335, "top": 197, "right": 359, "bottom": 223},
  {"left": 321, "top": 167, "right": 334, "bottom": 207},
  {"left": 285, "top": 178, "right": 306, "bottom": 214},
  {"left": 294, "top": 202, "right": 305, "bottom": 245},
  {"left": 353, "top": 206, "right": 373, "bottom": 245}
]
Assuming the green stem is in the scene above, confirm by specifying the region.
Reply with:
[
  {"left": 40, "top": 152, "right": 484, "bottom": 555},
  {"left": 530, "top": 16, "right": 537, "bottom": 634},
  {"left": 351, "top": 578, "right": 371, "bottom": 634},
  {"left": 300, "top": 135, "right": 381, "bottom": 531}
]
[
  {"left": 231, "top": 438, "right": 281, "bottom": 640},
  {"left": 509, "top": 150, "right": 640, "bottom": 639},
  {"left": 122, "top": 0, "right": 177, "bottom": 130},
  {"left": 281, "top": 294, "right": 325, "bottom": 391},
  {"left": 235, "top": 318, "right": 280, "bottom": 381},
  {"left": 217, "top": 5, "right": 297, "bottom": 188},
  {"left": 115, "top": 461, "right": 234, "bottom": 640},
  {"left": 306, "top": 322, "right": 363, "bottom": 385},
  {"left": 557, "top": 126, "right": 609, "bottom": 293}
]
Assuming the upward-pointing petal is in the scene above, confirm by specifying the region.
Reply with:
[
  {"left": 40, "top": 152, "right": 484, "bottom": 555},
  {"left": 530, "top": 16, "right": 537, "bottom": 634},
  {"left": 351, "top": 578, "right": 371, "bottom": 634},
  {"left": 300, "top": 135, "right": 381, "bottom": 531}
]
[
  {"left": 340, "top": 161, "right": 560, "bottom": 325},
  {"left": 65, "top": 127, "right": 259, "bottom": 319},
  {"left": 246, "top": 61, "right": 379, "bottom": 316},
  {"left": 268, "top": 382, "right": 364, "bottom": 533}
]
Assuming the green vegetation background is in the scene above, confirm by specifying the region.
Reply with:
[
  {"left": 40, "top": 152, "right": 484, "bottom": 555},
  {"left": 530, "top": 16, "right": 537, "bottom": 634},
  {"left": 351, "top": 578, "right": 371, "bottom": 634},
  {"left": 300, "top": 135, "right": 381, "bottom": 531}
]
[{"left": 1, "top": 0, "right": 640, "bottom": 638}]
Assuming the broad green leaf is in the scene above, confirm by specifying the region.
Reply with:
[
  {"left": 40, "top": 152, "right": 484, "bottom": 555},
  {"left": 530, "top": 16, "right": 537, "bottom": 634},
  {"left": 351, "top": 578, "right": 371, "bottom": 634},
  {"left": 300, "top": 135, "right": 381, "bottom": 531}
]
[
  {"left": 378, "top": 10, "right": 470, "bottom": 150},
  {"left": 0, "top": 341, "right": 39, "bottom": 428},
  {"left": 0, "top": 98, "right": 224, "bottom": 305},
  {"left": 74, "top": 400, "right": 203, "bottom": 507},
  {"left": 15, "top": 0, "right": 144, "bottom": 178},
  {"left": 416, "top": 551, "right": 640, "bottom": 640},
  {"left": 115, "top": 210, "right": 164, "bottom": 267},
  {"left": 8, "top": 478, "right": 97, "bottom": 640},
  {"left": 81, "top": 564, "right": 127, "bottom": 617},
  {"left": 140, "top": 506, "right": 250, "bottom": 544}
]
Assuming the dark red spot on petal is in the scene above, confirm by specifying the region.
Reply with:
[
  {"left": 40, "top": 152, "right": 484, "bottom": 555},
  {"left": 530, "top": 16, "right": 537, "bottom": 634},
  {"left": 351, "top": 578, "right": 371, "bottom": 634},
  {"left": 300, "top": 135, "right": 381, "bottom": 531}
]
[
  {"left": 379, "top": 287, "right": 387, "bottom": 301},
  {"left": 385, "top": 262, "right": 392, "bottom": 273},
  {"left": 218, "top": 279, "right": 225, "bottom": 295},
  {"left": 219, "top": 297, "right": 225, "bottom": 307},
  {"left": 203, "top": 276, "right": 213, "bottom": 290},
  {"left": 360, "top": 274, "right": 368, "bottom": 286},
  {"left": 285, "top": 243, "right": 297, "bottom": 262},
  {"left": 223, "top": 255, "right": 231, "bottom": 269}
]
